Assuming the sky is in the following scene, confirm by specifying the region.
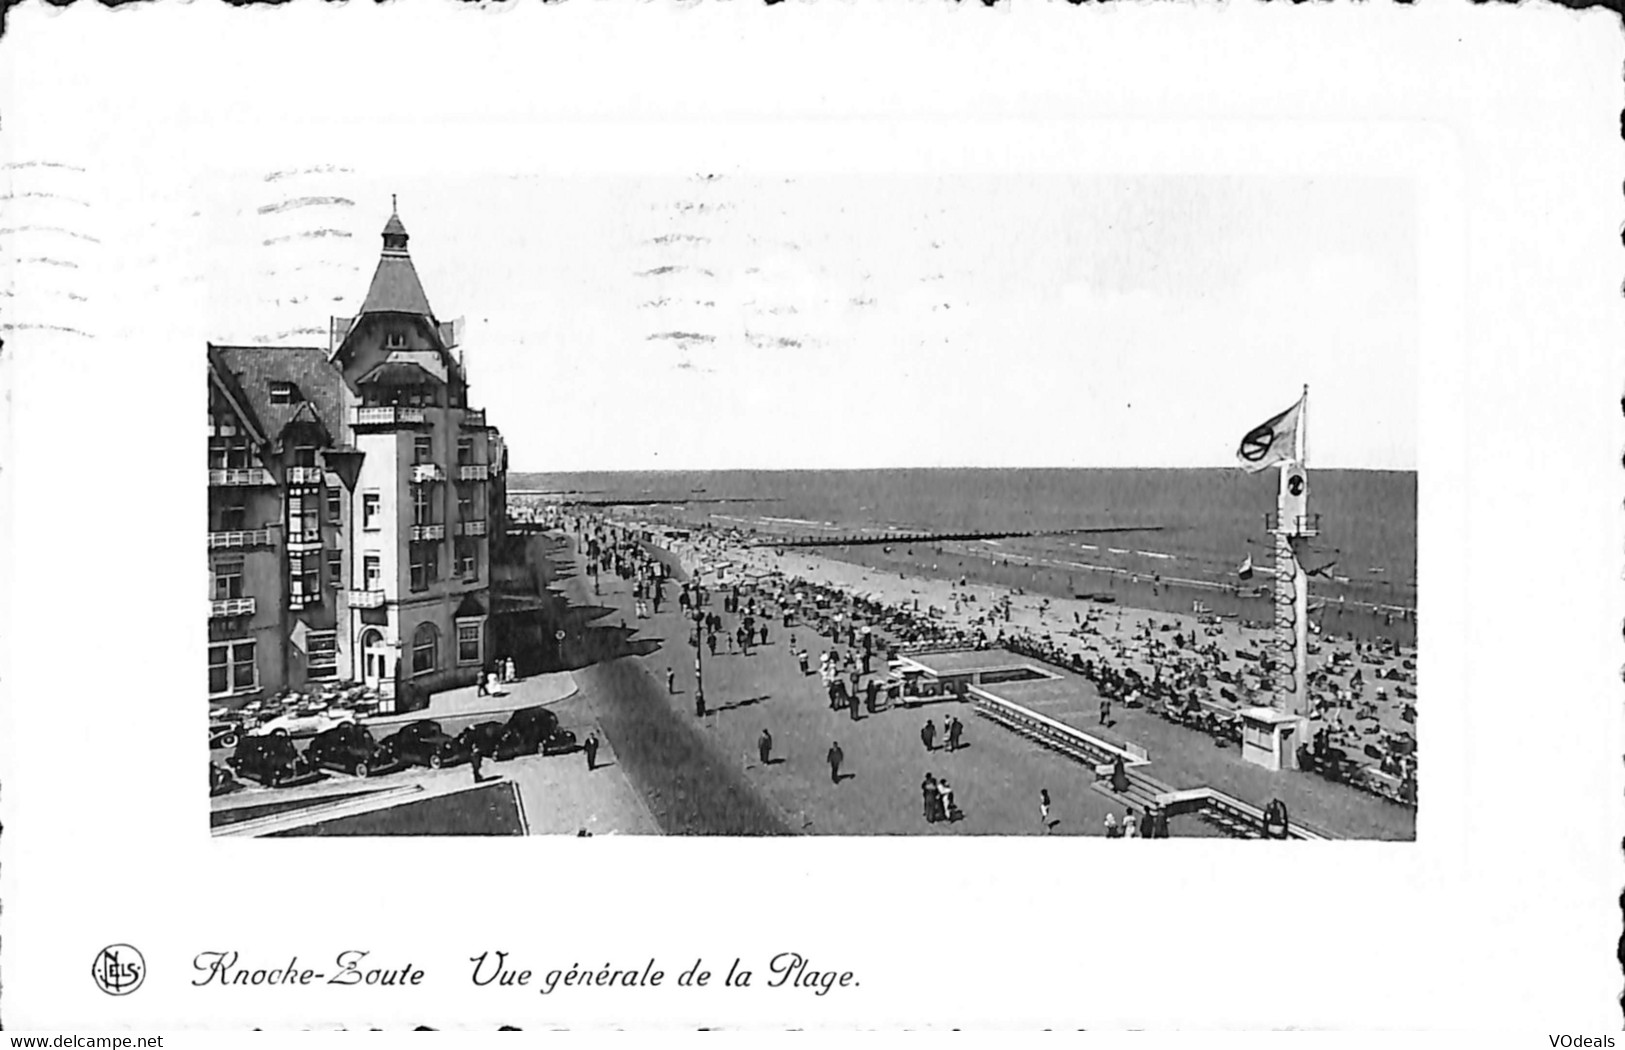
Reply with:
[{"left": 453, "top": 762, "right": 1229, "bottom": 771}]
[{"left": 202, "top": 169, "right": 1418, "bottom": 473}]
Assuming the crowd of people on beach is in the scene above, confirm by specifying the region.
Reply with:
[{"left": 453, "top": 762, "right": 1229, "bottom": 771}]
[{"left": 553, "top": 508, "right": 1415, "bottom": 835}]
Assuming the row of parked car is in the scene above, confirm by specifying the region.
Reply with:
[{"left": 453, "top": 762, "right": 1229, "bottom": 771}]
[{"left": 214, "top": 706, "right": 578, "bottom": 790}]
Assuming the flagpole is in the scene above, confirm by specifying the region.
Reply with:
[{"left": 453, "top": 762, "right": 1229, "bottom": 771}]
[{"left": 1293, "top": 384, "right": 1310, "bottom": 723}]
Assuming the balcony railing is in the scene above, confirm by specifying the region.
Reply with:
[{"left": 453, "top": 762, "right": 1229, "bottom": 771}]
[
  {"left": 210, "top": 597, "right": 256, "bottom": 618},
  {"left": 457, "top": 519, "right": 488, "bottom": 537},
  {"left": 353, "top": 406, "right": 426, "bottom": 428},
  {"left": 461, "top": 408, "right": 486, "bottom": 428},
  {"left": 209, "top": 468, "right": 274, "bottom": 487},
  {"left": 348, "top": 589, "right": 386, "bottom": 609},
  {"left": 208, "top": 528, "right": 274, "bottom": 549},
  {"left": 287, "top": 466, "right": 324, "bottom": 486},
  {"left": 411, "top": 523, "right": 445, "bottom": 542},
  {"left": 458, "top": 464, "right": 490, "bottom": 482},
  {"left": 411, "top": 463, "right": 446, "bottom": 484}
]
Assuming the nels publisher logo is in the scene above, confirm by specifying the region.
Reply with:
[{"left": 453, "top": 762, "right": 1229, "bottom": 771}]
[{"left": 91, "top": 944, "right": 146, "bottom": 996}]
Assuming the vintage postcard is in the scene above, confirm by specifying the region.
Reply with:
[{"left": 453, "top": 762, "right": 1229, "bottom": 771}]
[{"left": 0, "top": 0, "right": 1618, "bottom": 1035}]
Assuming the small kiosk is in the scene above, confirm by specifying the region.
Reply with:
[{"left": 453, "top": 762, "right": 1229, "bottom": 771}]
[{"left": 1238, "top": 707, "right": 1309, "bottom": 772}]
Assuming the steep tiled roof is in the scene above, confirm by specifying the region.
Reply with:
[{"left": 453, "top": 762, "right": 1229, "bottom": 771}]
[
  {"left": 359, "top": 254, "right": 435, "bottom": 319},
  {"left": 210, "top": 344, "right": 345, "bottom": 447},
  {"left": 207, "top": 344, "right": 268, "bottom": 445}
]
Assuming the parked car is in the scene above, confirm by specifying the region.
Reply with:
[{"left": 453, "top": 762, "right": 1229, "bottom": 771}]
[
  {"left": 305, "top": 722, "right": 391, "bottom": 777},
  {"left": 225, "top": 734, "right": 311, "bottom": 787},
  {"left": 504, "top": 706, "right": 579, "bottom": 756},
  {"left": 249, "top": 707, "right": 358, "bottom": 739},
  {"left": 377, "top": 719, "right": 469, "bottom": 769},
  {"left": 209, "top": 720, "right": 243, "bottom": 750},
  {"left": 455, "top": 721, "right": 530, "bottom": 761}
]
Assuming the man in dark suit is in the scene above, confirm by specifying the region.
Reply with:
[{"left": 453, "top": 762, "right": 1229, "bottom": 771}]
[
  {"left": 826, "top": 742, "right": 844, "bottom": 784},
  {"left": 758, "top": 728, "right": 773, "bottom": 766}
]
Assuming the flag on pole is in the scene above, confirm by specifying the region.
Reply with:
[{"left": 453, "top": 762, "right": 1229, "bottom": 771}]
[
  {"left": 1238, "top": 554, "right": 1254, "bottom": 580},
  {"left": 1236, "top": 394, "right": 1305, "bottom": 473}
]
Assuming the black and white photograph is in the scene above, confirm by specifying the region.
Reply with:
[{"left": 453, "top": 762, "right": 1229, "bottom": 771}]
[
  {"left": 1, "top": 0, "right": 1618, "bottom": 1035},
  {"left": 202, "top": 172, "right": 1417, "bottom": 842}
]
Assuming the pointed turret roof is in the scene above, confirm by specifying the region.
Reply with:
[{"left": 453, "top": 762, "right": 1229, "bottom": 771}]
[{"left": 358, "top": 204, "right": 435, "bottom": 320}]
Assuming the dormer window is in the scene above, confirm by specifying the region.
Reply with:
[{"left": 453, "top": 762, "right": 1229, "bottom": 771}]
[
  {"left": 269, "top": 381, "right": 301, "bottom": 405},
  {"left": 386, "top": 331, "right": 407, "bottom": 349}
]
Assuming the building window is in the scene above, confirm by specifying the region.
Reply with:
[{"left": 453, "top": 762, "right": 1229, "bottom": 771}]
[
  {"left": 456, "top": 621, "right": 483, "bottom": 666},
  {"left": 410, "top": 544, "right": 427, "bottom": 592},
  {"left": 325, "top": 549, "right": 343, "bottom": 589},
  {"left": 413, "top": 435, "right": 432, "bottom": 464},
  {"left": 290, "top": 552, "right": 322, "bottom": 607},
  {"left": 214, "top": 491, "right": 247, "bottom": 532},
  {"left": 292, "top": 444, "right": 317, "bottom": 467},
  {"left": 209, "top": 640, "right": 257, "bottom": 697},
  {"left": 457, "top": 489, "right": 473, "bottom": 522},
  {"left": 412, "top": 485, "right": 431, "bottom": 526},
  {"left": 325, "top": 487, "right": 342, "bottom": 525},
  {"left": 212, "top": 558, "right": 245, "bottom": 600},
  {"left": 306, "top": 630, "right": 338, "bottom": 679},
  {"left": 363, "top": 492, "right": 381, "bottom": 530},
  {"left": 412, "top": 622, "right": 438, "bottom": 675},
  {"left": 386, "top": 330, "right": 407, "bottom": 349},
  {"left": 208, "top": 439, "right": 254, "bottom": 470},
  {"left": 363, "top": 553, "right": 381, "bottom": 591},
  {"left": 457, "top": 437, "right": 473, "bottom": 465},
  {"left": 269, "top": 382, "right": 301, "bottom": 406},
  {"left": 287, "top": 492, "right": 320, "bottom": 544},
  {"left": 455, "top": 540, "right": 476, "bottom": 580}
]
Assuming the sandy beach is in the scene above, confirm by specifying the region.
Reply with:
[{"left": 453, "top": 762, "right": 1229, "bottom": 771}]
[{"left": 656, "top": 522, "right": 1419, "bottom": 792}]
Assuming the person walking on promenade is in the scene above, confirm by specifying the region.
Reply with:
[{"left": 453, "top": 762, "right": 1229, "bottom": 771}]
[
  {"left": 760, "top": 625, "right": 769, "bottom": 647},
  {"left": 708, "top": 632, "right": 718, "bottom": 657},
  {"left": 798, "top": 649, "right": 810, "bottom": 675},
  {"left": 1139, "top": 808, "right": 1156, "bottom": 840},
  {"left": 1123, "top": 808, "right": 1140, "bottom": 838},
  {"left": 758, "top": 728, "right": 773, "bottom": 766},
  {"left": 941, "top": 714, "right": 952, "bottom": 750},
  {"left": 504, "top": 656, "right": 516, "bottom": 683},
  {"left": 696, "top": 692, "right": 707, "bottom": 718},
  {"left": 1111, "top": 753, "right": 1129, "bottom": 794},
  {"left": 667, "top": 667, "right": 677, "bottom": 694},
  {"left": 939, "top": 778, "right": 956, "bottom": 822},
  {"left": 470, "top": 745, "right": 485, "bottom": 784},
  {"left": 1099, "top": 697, "right": 1111, "bottom": 726},
  {"left": 1039, "top": 789, "right": 1052, "bottom": 833},
  {"left": 826, "top": 742, "right": 844, "bottom": 784},
  {"left": 923, "top": 773, "right": 939, "bottom": 823},
  {"left": 477, "top": 671, "right": 490, "bottom": 698},
  {"left": 584, "top": 732, "right": 600, "bottom": 771},
  {"left": 921, "top": 720, "right": 937, "bottom": 752},
  {"left": 865, "top": 678, "right": 879, "bottom": 714},
  {"left": 950, "top": 717, "right": 965, "bottom": 752},
  {"left": 848, "top": 690, "right": 860, "bottom": 722},
  {"left": 1104, "top": 812, "right": 1120, "bottom": 838},
  {"left": 1153, "top": 807, "right": 1170, "bottom": 839}
]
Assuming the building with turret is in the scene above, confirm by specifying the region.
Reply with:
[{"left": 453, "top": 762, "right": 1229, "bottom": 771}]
[{"left": 207, "top": 205, "right": 507, "bottom": 711}]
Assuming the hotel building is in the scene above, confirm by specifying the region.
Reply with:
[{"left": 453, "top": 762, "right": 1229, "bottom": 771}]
[{"left": 207, "top": 207, "right": 507, "bottom": 711}]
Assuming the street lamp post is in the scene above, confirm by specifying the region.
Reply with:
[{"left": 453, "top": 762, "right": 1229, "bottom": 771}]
[{"left": 691, "top": 580, "right": 706, "bottom": 715}]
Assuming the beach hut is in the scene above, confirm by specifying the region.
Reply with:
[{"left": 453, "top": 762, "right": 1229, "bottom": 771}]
[{"left": 1238, "top": 707, "right": 1310, "bottom": 772}]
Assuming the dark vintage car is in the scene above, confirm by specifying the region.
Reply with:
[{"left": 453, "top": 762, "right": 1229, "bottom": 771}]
[
  {"left": 504, "top": 706, "right": 579, "bottom": 755},
  {"left": 455, "top": 721, "right": 531, "bottom": 761},
  {"left": 225, "top": 734, "right": 312, "bottom": 787},
  {"left": 306, "top": 722, "right": 391, "bottom": 777},
  {"left": 376, "top": 719, "right": 470, "bottom": 769},
  {"left": 209, "top": 720, "right": 243, "bottom": 750}
]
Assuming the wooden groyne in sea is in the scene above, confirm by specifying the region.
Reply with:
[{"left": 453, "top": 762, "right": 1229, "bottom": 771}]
[{"left": 743, "top": 525, "right": 1165, "bottom": 550}]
